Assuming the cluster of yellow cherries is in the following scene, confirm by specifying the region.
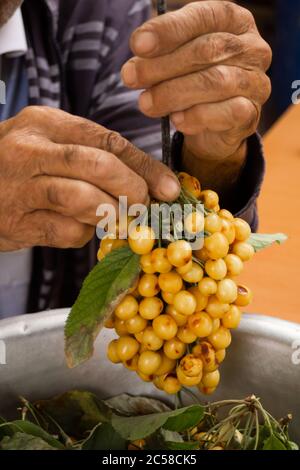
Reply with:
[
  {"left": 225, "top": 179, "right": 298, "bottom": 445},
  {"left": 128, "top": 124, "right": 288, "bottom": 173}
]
[{"left": 100, "top": 173, "right": 255, "bottom": 396}]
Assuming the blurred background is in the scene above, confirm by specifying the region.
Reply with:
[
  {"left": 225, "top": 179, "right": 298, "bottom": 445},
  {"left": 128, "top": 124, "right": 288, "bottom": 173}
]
[{"left": 153, "top": 0, "right": 300, "bottom": 323}]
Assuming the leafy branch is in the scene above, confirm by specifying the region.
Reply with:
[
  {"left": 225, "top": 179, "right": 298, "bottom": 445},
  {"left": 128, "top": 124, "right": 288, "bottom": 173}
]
[{"left": 0, "top": 392, "right": 297, "bottom": 451}]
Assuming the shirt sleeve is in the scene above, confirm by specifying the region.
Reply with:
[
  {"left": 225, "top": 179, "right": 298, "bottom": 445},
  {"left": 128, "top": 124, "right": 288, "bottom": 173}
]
[
  {"left": 233, "top": 133, "right": 265, "bottom": 231},
  {"left": 88, "top": 0, "right": 163, "bottom": 161},
  {"left": 172, "top": 132, "right": 265, "bottom": 232}
]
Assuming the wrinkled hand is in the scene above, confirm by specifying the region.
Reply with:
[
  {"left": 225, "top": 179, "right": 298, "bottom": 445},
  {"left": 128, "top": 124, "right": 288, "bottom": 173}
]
[
  {"left": 0, "top": 106, "right": 179, "bottom": 251},
  {"left": 122, "top": 0, "right": 272, "bottom": 160}
]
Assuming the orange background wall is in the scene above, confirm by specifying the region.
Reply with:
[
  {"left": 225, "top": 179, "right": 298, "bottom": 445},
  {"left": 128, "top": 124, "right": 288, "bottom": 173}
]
[{"left": 241, "top": 105, "right": 300, "bottom": 324}]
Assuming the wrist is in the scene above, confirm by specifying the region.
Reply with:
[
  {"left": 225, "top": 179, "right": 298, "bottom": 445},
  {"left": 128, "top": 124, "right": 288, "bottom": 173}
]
[{"left": 181, "top": 137, "right": 248, "bottom": 202}]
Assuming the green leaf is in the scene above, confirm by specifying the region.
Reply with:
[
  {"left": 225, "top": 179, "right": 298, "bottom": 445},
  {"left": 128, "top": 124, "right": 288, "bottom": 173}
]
[
  {"left": 35, "top": 391, "right": 111, "bottom": 439},
  {"left": 0, "top": 417, "right": 12, "bottom": 440},
  {"left": 82, "top": 423, "right": 126, "bottom": 450},
  {"left": 111, "top": 405, "right": 204, "bottom": 441},
  {"left": 105, "top": 394, "right": 171, "bottom": 416},
  {"left": 248, "top": 233, "right": 288, "bottom": 253},
  {"left": 217, "top": 422, "right": 236, "bottom": 444},
  {"left": 145, "top": 429, "right": 183, "bottom": 451},
  {"left": 0, "top": 433, "right": 58, "bottom": 450},
  {"left": 287, "top": 441, "right": 299, "bottom": 450},
  {"left": 65, "top": 247, "right": 141, "bottom": 368},
  {"left": 165, "top": 440, "right": 199, "bottom": 450},
  {"left": 160, "top": 428, "right": 183, "bottom": 443},
  {"left": 146, "top": 429, "right": 199, "bottom": 451},
  {"left": 0, "top": 420, "right": 64, "bottom": 449},
  {"left": 246, "top": 424, "right": 271, "bottom": 450},
  {"left": 164, "top": 405, "right": 204, "bottom": 433},
  {"left": 263, "top": 434, "right": 288, "bottom": 450}
]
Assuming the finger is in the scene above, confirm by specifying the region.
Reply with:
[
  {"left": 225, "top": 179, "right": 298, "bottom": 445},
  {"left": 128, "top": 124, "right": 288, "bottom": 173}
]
[
  {"left": 122, "top": 32, "right": 272, "bottom": 89},
  {"left": 171, "top": 97, "right": 259, "bottom": 137},
  {"left": 21, "top": 211, "right": 95, "bottom": 249},
  {"left": 16, "top": 107, "right": 180, "bottom": 202},
  {"left": 184, "top": 129, "right": 250, "bottom": 160},
  {"left": 38, "top": 144, "right": 151, "bottom": 207},
  {"left": 38, "top": 142, "right": 179, "bottom": 203},
  {"left": 0, "top": 115, "right": 13, "bottom": 139},
  {"left": 138, "top": 65, "right": 271, "bottom": 118},
  {"left": 130, "top": 1, "right": 256, "bottom": 58},
  {"left": 25, "top": 176, "right": 119, "bottom": 226}
]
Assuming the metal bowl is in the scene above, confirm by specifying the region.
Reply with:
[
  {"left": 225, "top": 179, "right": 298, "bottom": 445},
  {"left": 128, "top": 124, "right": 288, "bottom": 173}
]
[{"left": 0, "top": 310, "right": 300, "bottom": 440}]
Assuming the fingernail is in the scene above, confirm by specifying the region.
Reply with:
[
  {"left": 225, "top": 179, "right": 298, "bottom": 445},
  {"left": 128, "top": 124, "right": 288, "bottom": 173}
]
[
  {"left": 139, "top": 91, "right": 153, "bottom": 111},
  {"left": 171, "top": 112, "right": 185, "bottom": 126},
  {"left": 160, "top": 175, "right": 181, "bottom": 201},
  {"left": 121, "top": 62, "right": 137, "bottom": 86},
  {"left": 133, "top": 31, "right": 157, "bottom": 54}
]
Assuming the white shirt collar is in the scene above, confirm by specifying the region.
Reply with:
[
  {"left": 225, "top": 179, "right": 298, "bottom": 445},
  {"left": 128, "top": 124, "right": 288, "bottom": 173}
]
[{"left": 0, "top": 8, "right": 27, "bottom": 57}]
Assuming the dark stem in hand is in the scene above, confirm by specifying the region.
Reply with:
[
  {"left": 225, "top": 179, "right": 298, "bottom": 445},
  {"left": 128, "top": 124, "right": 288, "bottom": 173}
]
[{"left": 157, "top": 1, "right": 171, "bottom": 167}]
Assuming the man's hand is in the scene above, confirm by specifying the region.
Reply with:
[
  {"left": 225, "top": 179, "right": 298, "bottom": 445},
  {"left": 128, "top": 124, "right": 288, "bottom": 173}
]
[
  {"left": 121, "top": 1, "right": 272, "bottom": 193},
  {"left": 0, "top": 106, "right": 179, "bottom": 252}
]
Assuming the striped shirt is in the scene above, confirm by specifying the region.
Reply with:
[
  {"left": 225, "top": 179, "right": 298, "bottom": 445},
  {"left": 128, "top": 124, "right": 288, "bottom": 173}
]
[{"left": 16, "top": 0, "right": 264, "bottom": 312}]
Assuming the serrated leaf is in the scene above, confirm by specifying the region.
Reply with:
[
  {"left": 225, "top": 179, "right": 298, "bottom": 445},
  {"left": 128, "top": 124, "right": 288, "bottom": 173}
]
[
  {"left": 248, "top": 233, "right": 287, "bottom": 252},
  {"left": 0, "top": 421, "right": 64, "bottom": 449},
  {"left": 105, "top": 394, "right": 171, "bottom": 416},
  {"left": 65, "top": 247, "right": 141, "bottom": 367},
  {"left": 111, "top": 405, "right": 204, "bottom": 441},
  {"left": 160, "top": 428, "right": 199, "bottom": 450},
  {"left": 164, "top": 405, "right": 204, "bottom": 433},
  {"left": 262, "top": 434, "right": 287, "bottom": 450},
  {"left": 82, "top": 423, "right": 126, "bottom": 450},
  {"left": 0, "top": 433, "right": 58, "bottom": 450},
  {"left": 35, "top": 391, "right": 111, "bottom": 438}
]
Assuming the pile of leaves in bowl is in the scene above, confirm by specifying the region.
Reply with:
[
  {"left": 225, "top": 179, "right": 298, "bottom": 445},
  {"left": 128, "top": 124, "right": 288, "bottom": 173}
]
[{"left": 0, "top": 391, "right": 298, "bottom": 450}]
